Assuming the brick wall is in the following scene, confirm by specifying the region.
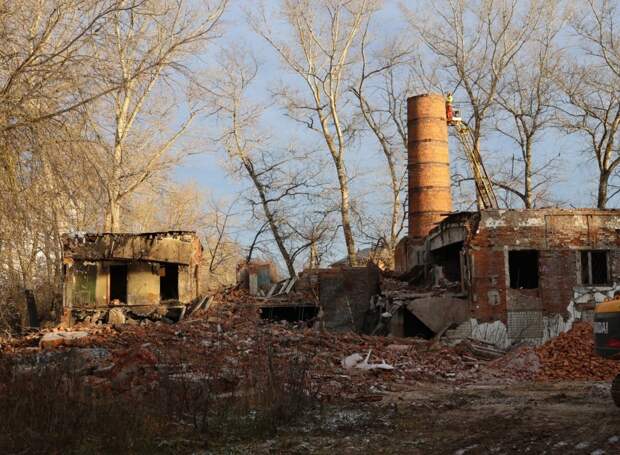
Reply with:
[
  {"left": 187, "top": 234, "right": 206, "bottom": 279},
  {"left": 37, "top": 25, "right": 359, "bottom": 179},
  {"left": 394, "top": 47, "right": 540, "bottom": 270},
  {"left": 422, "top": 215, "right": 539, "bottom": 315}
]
[
  {"left": 466, "top": 210, "right": 620, "bottom": 324},
  {"left": 539, "top": 250, "right": 577, "bottom": 315},
  {"left": 470, "top": 248, "right": 507, "bottom": 322}
]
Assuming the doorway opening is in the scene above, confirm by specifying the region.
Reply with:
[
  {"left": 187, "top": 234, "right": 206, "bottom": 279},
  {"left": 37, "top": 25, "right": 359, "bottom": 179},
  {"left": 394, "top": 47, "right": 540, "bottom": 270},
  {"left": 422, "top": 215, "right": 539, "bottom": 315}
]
[
  {"left": 110, "top": 264, "right": 128, "bottom": 303},
  {"left": 430, "top": 241, "right": 464, "bottom": 282},
  {"left": 160, "top": 264, "right": 179, "bottom": 301}
]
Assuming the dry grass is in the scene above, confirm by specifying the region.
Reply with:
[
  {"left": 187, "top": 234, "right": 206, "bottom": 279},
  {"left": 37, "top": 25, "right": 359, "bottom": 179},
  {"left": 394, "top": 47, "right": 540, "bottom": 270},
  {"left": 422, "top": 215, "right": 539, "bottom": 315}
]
[{"left": 0, "top": 335, "right": 316, "bottom": 453}]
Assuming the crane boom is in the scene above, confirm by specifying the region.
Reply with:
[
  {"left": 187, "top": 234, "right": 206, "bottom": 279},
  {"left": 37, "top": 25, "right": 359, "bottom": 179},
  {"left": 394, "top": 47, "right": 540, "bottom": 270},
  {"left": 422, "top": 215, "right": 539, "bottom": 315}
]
[
  {"left": 454, "top": 124, "right": 498, "bottom": 209},
  {"left": 445, "top": 98, "right": 498, "bottom": 209}
]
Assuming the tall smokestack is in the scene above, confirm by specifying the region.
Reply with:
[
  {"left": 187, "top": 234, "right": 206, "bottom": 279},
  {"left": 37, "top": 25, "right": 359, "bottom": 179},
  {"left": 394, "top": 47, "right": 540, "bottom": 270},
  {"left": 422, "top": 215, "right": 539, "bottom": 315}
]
[{"left": 407, "top": 93, "right": 452, "bottom": 242}]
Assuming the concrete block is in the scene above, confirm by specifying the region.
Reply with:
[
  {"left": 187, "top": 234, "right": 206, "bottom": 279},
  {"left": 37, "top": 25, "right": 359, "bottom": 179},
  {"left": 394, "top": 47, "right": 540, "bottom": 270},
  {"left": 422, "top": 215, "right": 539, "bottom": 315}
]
[
  {"left": 405, "top": 297, "right": 469, "bottom": 333},
  {"left": 40, "top": 331, "right": 89, "bottom": 349},
  {"left": 575, "top": 292, "right": 594, "bottom": 304},
  {"left": 108, "top": 308, "right": 126, "bottom": 325}
]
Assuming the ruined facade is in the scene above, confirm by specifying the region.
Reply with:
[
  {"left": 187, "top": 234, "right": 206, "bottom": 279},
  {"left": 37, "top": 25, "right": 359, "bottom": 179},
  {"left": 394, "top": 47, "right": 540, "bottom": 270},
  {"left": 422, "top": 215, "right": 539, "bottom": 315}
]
[
  {"left": 393, "top": 93, "right": 620, "bottom": 347},
  {"left": 411, "top": 209, "right": 620, "bottom": 347},
  {"left": 62, "top": 232, "right": 202, "bottom": 323},
  {"left": 395, "top": 208, "right": 620, "bottom": 347}
]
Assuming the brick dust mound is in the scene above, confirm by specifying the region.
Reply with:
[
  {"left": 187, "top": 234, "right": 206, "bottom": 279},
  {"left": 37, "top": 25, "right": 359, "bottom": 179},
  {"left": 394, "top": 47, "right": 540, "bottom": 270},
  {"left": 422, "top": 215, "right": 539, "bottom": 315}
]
[{"left": 535, "top": 322, "right": 620, "bottom": 381}]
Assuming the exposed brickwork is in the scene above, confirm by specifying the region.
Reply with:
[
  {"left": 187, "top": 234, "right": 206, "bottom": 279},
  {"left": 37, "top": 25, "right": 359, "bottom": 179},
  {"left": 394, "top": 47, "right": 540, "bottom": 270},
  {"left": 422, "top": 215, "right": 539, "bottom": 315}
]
[
  {"left": 612, "top": 250, "right": 620, "bottom": 283},
  {"left": 465, "top": 209, "right": 620, "bottom": 324},
  {"left": 470, "top": 248, "right": 507, "bottom": 322},
  {"left": 539, "top": 250, "right": 576, "bottom": 315},
  {"left": 407, "top": 94, "right": 452, "bottom": 240}
]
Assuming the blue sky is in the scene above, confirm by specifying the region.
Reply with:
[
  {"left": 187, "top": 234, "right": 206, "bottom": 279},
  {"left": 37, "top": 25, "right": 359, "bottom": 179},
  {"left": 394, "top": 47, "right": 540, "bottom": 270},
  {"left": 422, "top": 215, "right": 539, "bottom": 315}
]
[{"left": 170, "top": 0, "right": 608, "bottom": 266}]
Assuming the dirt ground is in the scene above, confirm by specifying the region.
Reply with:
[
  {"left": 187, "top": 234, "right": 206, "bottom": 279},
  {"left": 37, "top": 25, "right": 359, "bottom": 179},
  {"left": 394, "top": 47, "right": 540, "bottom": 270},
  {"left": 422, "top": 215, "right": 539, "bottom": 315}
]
[
  {"left": 221, "top": 380, "right": 620, "bottom": 455},
  {"left": 3, "top": 300, "right": 620, "bottom": 454}
]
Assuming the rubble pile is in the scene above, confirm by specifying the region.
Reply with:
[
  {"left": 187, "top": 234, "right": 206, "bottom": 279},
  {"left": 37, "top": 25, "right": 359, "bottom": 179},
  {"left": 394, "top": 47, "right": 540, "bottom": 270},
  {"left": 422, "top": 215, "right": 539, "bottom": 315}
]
[
  {"left": 486, "top": 345, "right": 541, "bottom": 381},
  {"left": 535, "top": 322, "right": 620, "bottom": 381},
  {"left": 4, "top": 291, "right": 619, "bottom": 405},
  {"left": 0, "top": 289, "right": 484, "bottom": 402}
]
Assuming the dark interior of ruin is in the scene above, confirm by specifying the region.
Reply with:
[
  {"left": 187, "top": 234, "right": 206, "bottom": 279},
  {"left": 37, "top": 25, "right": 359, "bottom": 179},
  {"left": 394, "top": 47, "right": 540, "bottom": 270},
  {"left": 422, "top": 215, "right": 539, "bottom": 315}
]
[
  {"left": 430, "top": 242, "right": 463, "bottom": 282},
  {"left": 160, "top": 264, "right": 179, "bottom": 301},
  {"left": 403, "top": 308, "right": 435, "bottom": 339},
  {"left": 509, "top": 250, "right": 539, "bottom": 289},
  {"left": 581, "top": 250, "right": 609, "bottom": 285},
  {"left": 110, "top": 264, "right": 128, "bottom": 303}
]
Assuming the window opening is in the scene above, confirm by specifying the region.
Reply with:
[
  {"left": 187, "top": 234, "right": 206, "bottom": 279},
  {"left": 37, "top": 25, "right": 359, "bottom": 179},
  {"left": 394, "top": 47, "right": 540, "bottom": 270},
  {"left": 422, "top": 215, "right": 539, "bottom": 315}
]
[
  {"left": 581, "top": 250, "right": 609, "bottom": 285},
  {"left": 509, "top": 250, "right": 539, "bottom": 289}
]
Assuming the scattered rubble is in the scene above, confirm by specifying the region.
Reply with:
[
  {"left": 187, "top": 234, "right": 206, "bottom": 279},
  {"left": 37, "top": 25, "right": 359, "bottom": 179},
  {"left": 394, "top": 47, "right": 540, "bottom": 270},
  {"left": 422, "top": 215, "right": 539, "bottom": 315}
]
[
  {"left": 39, "top": 331, "right": 89, "bottom": 349},
  {"left": 535, "top": 322, "right": 620, "bottom": 381},
  {"left": 1, "top": 289, "right": 487, "bottom": 403},
  {"left": 2, "top": 290, "right": 620, "bottom": 407}
]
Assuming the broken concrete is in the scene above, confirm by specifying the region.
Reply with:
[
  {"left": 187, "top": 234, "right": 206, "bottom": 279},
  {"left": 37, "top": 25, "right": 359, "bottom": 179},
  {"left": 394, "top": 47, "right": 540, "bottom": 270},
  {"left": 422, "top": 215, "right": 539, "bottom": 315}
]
[
  {"left": 107, "top": 308, "right": 125, "bottom": 325},
  {"left": 405, "top": 296, "right": 469, "bottom": 334},
  {"left": 39, "top": 331, "right": 89, "bottom": 349}
]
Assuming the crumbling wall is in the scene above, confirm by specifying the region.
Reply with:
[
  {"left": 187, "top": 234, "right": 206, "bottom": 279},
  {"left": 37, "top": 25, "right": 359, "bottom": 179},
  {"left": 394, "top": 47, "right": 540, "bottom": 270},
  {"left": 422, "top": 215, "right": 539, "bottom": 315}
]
[
  {"left": 463, "top": 209, "right": 620, "bottom": 345},
  {"left": 63, "top": 232, "right": 202, "bottom": 314},
  {"left": 450, "top": 319, "right": 509, "bottom": 349},
  {"left": 237, "top": 262, "right": 278, "bottom": 296},
  {"left": 127, "top": 263, "right": 159, "bottom": 306},
  {"left": 394, "top": 237, "right": 409, "bottom": 273},
  {"left": 319, "top": 266, "right": 380, "bottom": 332},
  {"left": 95, "top": 263, "right": 109, "bottom": 306},
  {"left": 63, "top": 232, "right": 201, "bottom": 265}
]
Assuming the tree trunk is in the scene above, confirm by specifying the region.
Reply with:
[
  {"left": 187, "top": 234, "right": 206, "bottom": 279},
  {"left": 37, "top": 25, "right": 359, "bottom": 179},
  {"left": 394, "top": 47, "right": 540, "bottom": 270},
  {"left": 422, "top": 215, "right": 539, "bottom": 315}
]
[
  {"left": 524, "top": 141, "right": 532, "bottom": 209},
  {"left": 308, "top": 240, "right": 319, "bottom": 269},
  {"left": 104, "top": 196, "right": 121, "bottom": 232},
  {"left": 388, "top": 162, "right": 400, "bottom": 254},
  {"left": 266, "top": 211, "right": 296, "bottom": 278},
  {"left": 335, "top": 161, "right": 357, "bottom": 266},
  {"left": 473, "top": 135, "right": 484, "bottom": 209},
  {"left": 245, "top": 162, "right": 297, "bottom": 278},
  {"left": 598, "top": 171, "right": 609, "bottom": 209},
  {"left": 24, "top": 289, "right": 39, "bottom": 328}
]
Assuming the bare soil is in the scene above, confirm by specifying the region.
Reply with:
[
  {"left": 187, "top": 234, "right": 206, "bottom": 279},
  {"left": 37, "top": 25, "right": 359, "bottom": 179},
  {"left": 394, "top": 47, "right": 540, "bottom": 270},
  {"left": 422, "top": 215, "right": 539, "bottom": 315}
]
[{"left": 218, "top": 380, "right": 620, "bottom": 454}]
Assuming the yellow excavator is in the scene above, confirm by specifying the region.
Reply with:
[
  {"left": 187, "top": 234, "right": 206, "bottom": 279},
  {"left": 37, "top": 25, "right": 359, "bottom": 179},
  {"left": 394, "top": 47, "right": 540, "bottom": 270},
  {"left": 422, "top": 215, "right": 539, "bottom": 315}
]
[{"left": 594, "top": 299, "right": 620, "bottom": 407}]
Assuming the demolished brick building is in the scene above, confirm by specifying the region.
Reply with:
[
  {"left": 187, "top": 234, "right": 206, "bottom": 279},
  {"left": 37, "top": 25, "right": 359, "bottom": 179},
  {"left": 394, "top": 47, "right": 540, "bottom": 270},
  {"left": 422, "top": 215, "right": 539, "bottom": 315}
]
[
  {"left": 392, "top": 94, "right": 620, "bottom": 348},
  {"left": 62, "top": 231, "right": 202, "bottom": 324}
]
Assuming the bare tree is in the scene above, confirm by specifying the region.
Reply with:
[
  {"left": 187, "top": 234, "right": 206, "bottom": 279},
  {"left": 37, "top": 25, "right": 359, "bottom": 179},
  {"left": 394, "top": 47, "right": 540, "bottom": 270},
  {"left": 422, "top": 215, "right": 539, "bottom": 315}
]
[
  {"left": 404, "top": 0, "right": 545, "bottom": 207},
  {"left": 0, "top": 0, "right": 135, "bottom": 137},
  {"left": 250, "top": 0, "right": 379, "bottom": 266},
  {"left": 123, "top": 180, "right": 242, "bottom": 290},
  {"left": 0, "top": 1, "right": 132, "bottom": 320},
  {"left": 350, "top": 25, "right": 414, "bottom": 261},
  {"left": 87, "top": 0, "right": 227, "bottom": 231},
  {"left": 202, "top": 196, "right": 241, "bottom": 283},
  {"left": 203, "top": 46, "right": 322, "bottom": 277},
  {"left": 558, "top": 0, "right": 620, "bottom": 208},
  {"left": 493, "top": 5, "right": 565, "bottom": 208}
]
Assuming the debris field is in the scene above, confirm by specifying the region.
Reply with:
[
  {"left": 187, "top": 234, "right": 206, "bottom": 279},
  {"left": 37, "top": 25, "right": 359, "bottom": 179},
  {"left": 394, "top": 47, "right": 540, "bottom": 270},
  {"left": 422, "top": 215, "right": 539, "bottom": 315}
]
[{"left": 2, "top": 289, "right": 619, "bottom": 403}]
